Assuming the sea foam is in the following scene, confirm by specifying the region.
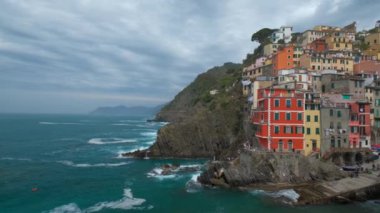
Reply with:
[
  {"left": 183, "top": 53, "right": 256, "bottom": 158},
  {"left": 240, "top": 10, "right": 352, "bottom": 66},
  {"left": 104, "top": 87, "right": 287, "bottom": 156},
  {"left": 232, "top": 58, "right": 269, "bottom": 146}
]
[
  {"left": 39, "top": 122, "right": 82, "bottom": 125},
  {"left": 185, "top": 172, "right": 203, "bottom": 193},
  {"left": 86, "top": 188, "right": 147, "bottom": 212},
  {"left": 58, "top": 160, "right": 129, "bottom": 168},
  {"left": 88, "top": 138, "right": 137, "bottom": 145},
  {"left": 249, "top": 189, "right": 300, "bottom": 202},
  {"left": 44, "top": 203, "right": 82, "bottom": 213},
  {"left": 44, "top": 188, "right": 148, "bottom": 212}
]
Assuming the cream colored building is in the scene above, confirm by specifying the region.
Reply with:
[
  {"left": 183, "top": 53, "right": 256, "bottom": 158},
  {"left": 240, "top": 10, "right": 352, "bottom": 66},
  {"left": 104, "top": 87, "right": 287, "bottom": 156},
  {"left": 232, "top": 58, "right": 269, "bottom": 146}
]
[
  {"left": 263, "top": 43, "right": 279, "bottom": 56},
  {"left": 364, "top": 32, "right": 380, "bottom": 59},
  {"left": 325, "top": 32, "right": 353, "bottom": 51},
  {"left": 300, "top": 53, "right": 354, "bottom": 74},
  {"left": 301, "top": 30, "right": 327, "bottom": 48}
]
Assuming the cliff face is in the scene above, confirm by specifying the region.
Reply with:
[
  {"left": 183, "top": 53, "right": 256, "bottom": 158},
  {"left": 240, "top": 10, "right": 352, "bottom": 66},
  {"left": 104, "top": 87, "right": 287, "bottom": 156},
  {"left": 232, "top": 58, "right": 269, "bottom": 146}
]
[
  {"left": 198, "top": 151, "right": 347, "bottom": 187},
  {"left": 147, "top": 62, "right": 253, "bottom": 159}
]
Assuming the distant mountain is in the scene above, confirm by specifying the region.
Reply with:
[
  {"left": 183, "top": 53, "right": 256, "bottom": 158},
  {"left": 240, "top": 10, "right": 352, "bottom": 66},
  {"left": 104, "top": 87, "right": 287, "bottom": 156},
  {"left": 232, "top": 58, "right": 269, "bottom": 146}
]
[{"left": 90, "top": 104, "right": 165, "bottom": 116}]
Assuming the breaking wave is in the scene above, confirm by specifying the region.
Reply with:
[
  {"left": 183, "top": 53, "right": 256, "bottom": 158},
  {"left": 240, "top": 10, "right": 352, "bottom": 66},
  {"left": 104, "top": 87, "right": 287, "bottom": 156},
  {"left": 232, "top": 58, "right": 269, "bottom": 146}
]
[
  {"left": 44, "top": 203, "right": 82, "bottom": 213},
  {"left": 88, "top": 138, "right": 137, "bottom": 145},
  {"left": 185, "top": 172, "right": 203, "bottom": 193},
  {"left": 57, "top": 160, "right": 129, "bottom": 168},
  {"left": 44, "top": 188, "right": 150, "bottom": 212},
  {"left": 39, "top": 122, "right": 82, "bottom": 125},
  {"left": 249, "top": 189, "right": 300, "bottom": 202},
  {"left": 147, "top": 164, "right": 203, "bottom": 181},
  {"left": 0, "top": 157, "right": 32, "bottom": 162},
  {"left": 140, "top": 131, "right": 157, "bottom": 137}
]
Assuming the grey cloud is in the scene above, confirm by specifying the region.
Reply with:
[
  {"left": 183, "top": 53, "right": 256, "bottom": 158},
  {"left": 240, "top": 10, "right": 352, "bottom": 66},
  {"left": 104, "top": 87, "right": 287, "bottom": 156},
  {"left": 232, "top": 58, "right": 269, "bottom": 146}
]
[{"left": 0, "top": 0, "right": 379, "bottom": 113}]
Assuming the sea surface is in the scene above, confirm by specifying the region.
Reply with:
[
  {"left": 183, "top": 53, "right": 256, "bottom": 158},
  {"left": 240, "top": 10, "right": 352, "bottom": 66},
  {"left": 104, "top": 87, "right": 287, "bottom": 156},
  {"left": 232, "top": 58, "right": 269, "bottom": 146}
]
[{"left": 0, "top": 114, "right": 379, "bottom": 213}]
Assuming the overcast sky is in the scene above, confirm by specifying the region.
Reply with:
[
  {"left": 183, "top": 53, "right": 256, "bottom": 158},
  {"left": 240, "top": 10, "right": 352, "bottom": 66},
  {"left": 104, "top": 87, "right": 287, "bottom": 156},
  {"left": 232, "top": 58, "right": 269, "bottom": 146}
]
[{"left": 0, "top": 0, "right": 379, "bottom": 113}]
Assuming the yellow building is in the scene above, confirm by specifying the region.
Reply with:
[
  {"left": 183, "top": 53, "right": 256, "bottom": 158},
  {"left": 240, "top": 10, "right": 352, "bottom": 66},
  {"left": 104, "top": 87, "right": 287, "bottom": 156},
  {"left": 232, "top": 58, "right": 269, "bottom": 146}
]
[
  {"left": 300, "top": 53, "right": 354, "bottom": 74},
  {"left": 301, "top": 30, "right": 327, "bottom": 48},
  {"left": 304, "top": 92, "right": 321, "bottom": 156},
  {"left": 325, "top": 32, "right": 353, "bottom": 51},
  {"left": 263, "top": 43, "right": 279, "bottom": 56},
  {"left": 365, "top": 31, "right": 380, "bottom": 51},
  {"left": 293, "top": 46, "right": 303, "bottom": 67}
]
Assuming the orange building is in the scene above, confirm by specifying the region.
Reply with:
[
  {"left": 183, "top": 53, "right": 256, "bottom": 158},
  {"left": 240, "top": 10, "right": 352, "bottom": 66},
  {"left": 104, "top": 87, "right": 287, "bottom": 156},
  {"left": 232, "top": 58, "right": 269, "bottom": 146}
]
[
  {"left": 272, "top": 45, "right": 295, "bottom": 73},
  {"left": 309, "top": 38, "right": 328, "bottom": 53}
]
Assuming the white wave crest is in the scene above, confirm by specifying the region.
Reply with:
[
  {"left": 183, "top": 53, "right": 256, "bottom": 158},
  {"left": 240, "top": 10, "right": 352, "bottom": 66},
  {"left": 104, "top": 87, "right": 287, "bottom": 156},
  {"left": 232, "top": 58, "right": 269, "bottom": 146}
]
[
  {"left": 86, "top": 188, "right": 147, "bottom": 212},
  {"left": 186, "top": 172, "right": 203, "bottom": 193},
  {"left": 39, "top": 122, "right": 82, "bottom": 125},
  {"left": 44, "top": 203, "right": 82, "bottom": 213},
  {"left": 44, "top": 189, "right": 149, "bottom": 212},
  {"left": 140, "top": 131, "right": 157, "bottom": 137},
  {"left": 58, "top": 160, "right": 129, "bottom": 168},
  {"left": 1, "top": 157, "right": 32, "bottom": 161},
  {"left": 147, "top": 168, "right": 177, "bottom": 180},
  {"left": 249, "top": 189, "right": 300, "bottom": 202},
  {"left": 88, "top": 138, "right": 137, "bottom": 145}
]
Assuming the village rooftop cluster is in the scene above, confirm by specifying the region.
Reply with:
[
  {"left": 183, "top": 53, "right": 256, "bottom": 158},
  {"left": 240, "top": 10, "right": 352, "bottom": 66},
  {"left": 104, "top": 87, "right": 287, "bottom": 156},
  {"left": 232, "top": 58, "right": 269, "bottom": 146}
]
[{"left": 242, "top": 21, "right": 380, "bottom": 157}]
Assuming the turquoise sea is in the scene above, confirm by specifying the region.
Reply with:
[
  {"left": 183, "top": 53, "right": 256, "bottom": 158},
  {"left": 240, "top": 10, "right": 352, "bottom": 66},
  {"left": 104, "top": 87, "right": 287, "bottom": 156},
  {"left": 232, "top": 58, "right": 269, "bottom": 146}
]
[{"left": 0, "top": 114, "right": 379, "bottom": 213}]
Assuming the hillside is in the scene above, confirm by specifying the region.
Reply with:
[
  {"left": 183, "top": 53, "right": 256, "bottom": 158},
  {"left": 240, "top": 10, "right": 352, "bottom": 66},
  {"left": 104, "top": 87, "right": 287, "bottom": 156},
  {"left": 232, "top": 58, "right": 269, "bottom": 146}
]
[{"left": 137, "top": 62, "right": 256, "bottom": 159}]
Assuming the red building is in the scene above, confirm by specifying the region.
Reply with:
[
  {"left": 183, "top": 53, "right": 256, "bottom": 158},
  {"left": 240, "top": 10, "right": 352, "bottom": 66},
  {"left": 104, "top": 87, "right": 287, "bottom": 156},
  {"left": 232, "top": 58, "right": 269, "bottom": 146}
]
[
  {"left": 309, "top": 38, "right": 327, "bottom": 53},
  {"left": 349, "top": 101, "right": 371, "bottom": 148},
  {"left": 252, "top": 88, "right": 305, "bottom": 152},
  {"left": 272, "top": 45, "right": 295, "bottom": 73}
]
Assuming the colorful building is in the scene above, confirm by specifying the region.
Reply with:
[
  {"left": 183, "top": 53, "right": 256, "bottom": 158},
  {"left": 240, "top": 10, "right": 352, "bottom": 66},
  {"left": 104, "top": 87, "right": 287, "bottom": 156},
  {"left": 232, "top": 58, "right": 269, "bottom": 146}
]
[
  {"left": 304, "top": 92, "right": 321, "bottom": 155},
  {"left": 349, "top": 101, "right": 371, "bottom": 148},
  {"left": 252, "top": 88, "right": 304, "bottom": 153},
  {"left": 309, "top": 38, "right": 328, "bottom": 53},
  {"left": 271, "top": 26, "right": 293, "bottom": 43},
  {"left": 263, "top": 43, "right": 279, "bottom": 57},
  {"left": 301, "top": 30, "right": 327, "bottom": 48},
  {"left": 272, "top": 45, "right": 295, "bottom": 73},
  {"left": 300, "top": 51, "right": 354, "bottom": 74},
  {"left": 325, "top": 32, "right": 353, "bottom": 51},
  {"left": 320, "top": 94, "right": 351, "bottom": 156}
]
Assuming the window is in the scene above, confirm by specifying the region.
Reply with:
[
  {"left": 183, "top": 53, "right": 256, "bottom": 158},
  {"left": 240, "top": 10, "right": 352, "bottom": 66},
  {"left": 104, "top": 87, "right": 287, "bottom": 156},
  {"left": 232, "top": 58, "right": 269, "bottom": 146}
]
[
  {"left": 337, "top": 122, "right": 342, "bottom": 129},
  {"left": 306, "top": 115, "right": 310, "bottom": 122},
  {"left": 316, "top": 128, "right": 320, "bottom": 134},
  {"left": 331, "top": 83, "right": 335, "bottom": 89},
  {"left": 297, "top": 100, "right": 302, "bottom": 107},
  {"left": 278, "top": 140, "right": 283, "bottom": 152},
  {"left": 337, "top": 110, "right": 341, "bottom": 117},
  {"left": 330, "top": 122, "right": 334, "bottom": 129},
  {"left": 297, "top": 113, "right": 302, "bottom": 121},
  {"left": 296, "top": 126, "right": 302, "bottom": 134},
  {"left": 274, "top": 112, "right": 279, "bottom": 120},
  {"left": 286, "top": 113, "right": 291, "bottom": 120},
  {"left": 288, "top": 140, "right": 293, "bottom": 152},
  {"left": 314, "top": 115, "right": 318, "bottom": 122},
  {"left": 330, "top": 109, "right": 334, "bottom": 116},
  {"left": 307, "top": 128, "right": 311, "bottom": 135},
  {"left": 286, "top": 99, "right": 291, "bottom": 108},
  {"left": 274, "top": 126, "right": 279, "bottom": 134},
  {"left": 331, "top": 138, "right": 335, "bottom": 148},
  {"left": 275, "top": 99, "right": 280, "bottom": 107},
  {"left": 285, "top": 126, "right": 292, "bottom": 133}
]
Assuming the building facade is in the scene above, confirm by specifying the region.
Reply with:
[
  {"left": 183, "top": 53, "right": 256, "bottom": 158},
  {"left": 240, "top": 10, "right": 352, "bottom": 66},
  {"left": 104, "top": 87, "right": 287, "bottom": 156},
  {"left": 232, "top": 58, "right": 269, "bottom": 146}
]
[{"left": 253, "top": 88, "right": 304, "bottom": 153}]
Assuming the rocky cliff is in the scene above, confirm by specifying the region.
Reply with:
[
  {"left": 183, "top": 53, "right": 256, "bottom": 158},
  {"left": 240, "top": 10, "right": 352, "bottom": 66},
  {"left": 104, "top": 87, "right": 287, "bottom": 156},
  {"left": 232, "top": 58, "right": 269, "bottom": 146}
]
[
  {"left": 198, "top": 151, "right": 347, "bottom": 187},
  {"left": 133, "top": 62, "right": 255, "bottom": 159}
]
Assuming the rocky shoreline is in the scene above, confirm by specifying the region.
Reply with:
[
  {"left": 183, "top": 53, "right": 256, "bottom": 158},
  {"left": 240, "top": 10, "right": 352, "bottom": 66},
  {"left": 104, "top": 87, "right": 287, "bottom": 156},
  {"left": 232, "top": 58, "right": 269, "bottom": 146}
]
[{"left": 123, "top": 148, "right": 380, "bottom": 205}]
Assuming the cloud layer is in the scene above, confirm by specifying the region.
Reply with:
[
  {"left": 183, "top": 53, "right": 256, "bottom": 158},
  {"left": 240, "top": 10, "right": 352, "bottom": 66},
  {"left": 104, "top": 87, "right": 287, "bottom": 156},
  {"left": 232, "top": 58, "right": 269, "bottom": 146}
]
[{"left": 0, "top": 0, "right": 379, "bottom": 113}]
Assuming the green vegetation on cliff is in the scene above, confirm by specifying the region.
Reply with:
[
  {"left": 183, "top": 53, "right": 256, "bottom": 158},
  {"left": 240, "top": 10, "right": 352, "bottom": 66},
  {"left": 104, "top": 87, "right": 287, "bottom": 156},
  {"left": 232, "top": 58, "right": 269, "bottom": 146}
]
[{"left": 150, "top": 62, "right": 253, "bottom": 159}]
